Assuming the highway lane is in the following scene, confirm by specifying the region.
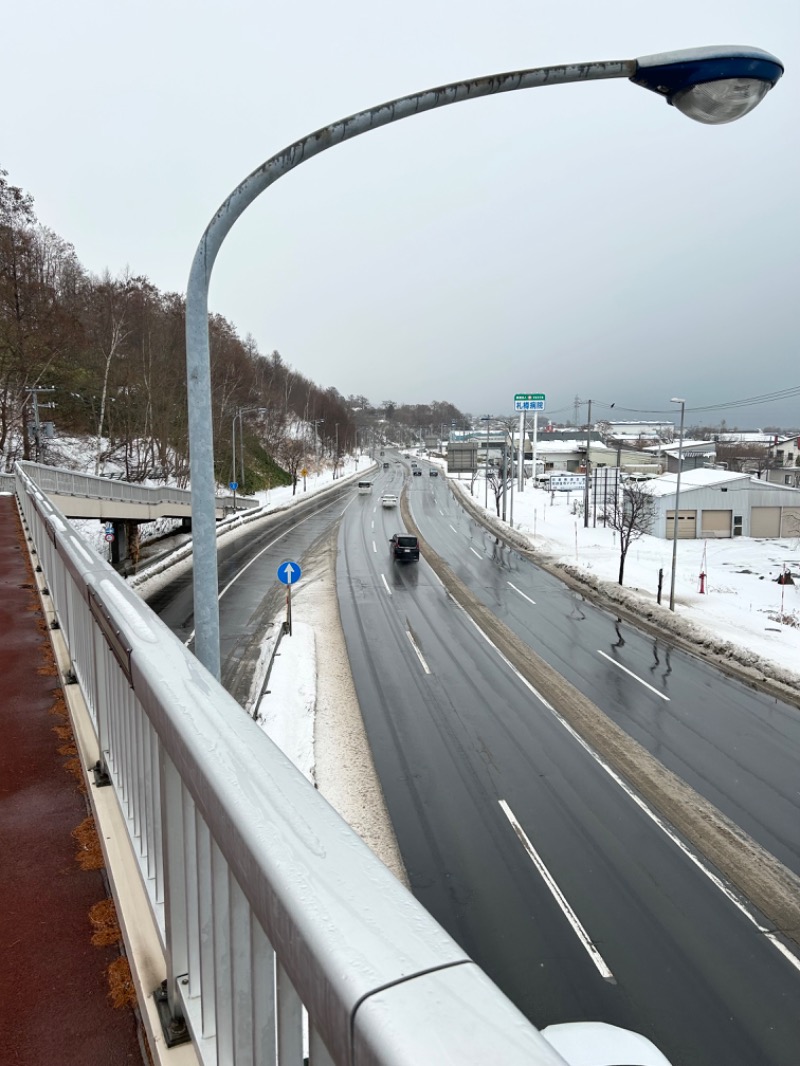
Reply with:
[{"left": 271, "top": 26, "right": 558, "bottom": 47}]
[
  {"left": 337, "top": 470, "right": 800, "bottom": 1064},
  {"left": 145, "top": 480, "right": 360, "bottom": 702},
  {"left": 405, "top": 464, "right": 800, "bottom": 881}
]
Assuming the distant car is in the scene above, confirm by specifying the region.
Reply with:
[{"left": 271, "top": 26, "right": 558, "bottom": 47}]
[
  {"left": 412, "top": 469, "right": 422, "bottom": 476},
  {"left": 383, "top": 462, "right": 390, "bottom": 468},
  {"left": 389, "top": 533, "right": 419, "bottom": 561},
  {"left": 428, "top": 469, "right": 438, "bottom": 477},
  {"left": 381, "top": 494, "right": 398, "bottom": 508},
  {"left": 410, "top": 462, "right": 417, "bottom": 468}
]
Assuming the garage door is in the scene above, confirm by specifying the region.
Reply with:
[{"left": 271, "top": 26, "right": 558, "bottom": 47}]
[
  {"left": 700, "top": 509, "right": 732, "bottom": 538},
  {"left": 780, "top": 507, "right": 800, "bottom": 538},
  {"left": 666, "top": 509, "right": 697, "bottom": 540},
  {"left": 751, "top": 507, "right": 781, "bottom": 538}
]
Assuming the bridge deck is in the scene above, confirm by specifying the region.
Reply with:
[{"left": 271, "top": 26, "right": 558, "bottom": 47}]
[{"left": 0, "top": 494, "right": 146, "bottom": 1064}]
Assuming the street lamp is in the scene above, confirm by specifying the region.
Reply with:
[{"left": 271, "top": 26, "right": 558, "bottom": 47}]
[
  {"left": 235, "top": 406, "right": 269, "bottom": 493},
  {"left": 669, "top": 398, "right": 687, "bottom": 611},
  {"left": 310, "top": 419, "right": 324, "bottom": 474},
  {"left": 481, "top": 416, "right": 492, "bottom": 508},
  {"left": 185, "top": 45, "right": 783, "bottom": 676}
]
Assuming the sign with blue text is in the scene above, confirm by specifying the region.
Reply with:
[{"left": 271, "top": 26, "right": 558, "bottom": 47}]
[
  {"left": 277, "top": 561, "right": 302, "bottom": 585},
  {"left": 514, "top": 393, "right": 546, "bottom": 412}
]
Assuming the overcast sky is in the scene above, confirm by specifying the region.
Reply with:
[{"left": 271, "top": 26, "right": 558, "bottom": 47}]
[{"left": 7, "top": 1, "right": 798, "bottom": 428}]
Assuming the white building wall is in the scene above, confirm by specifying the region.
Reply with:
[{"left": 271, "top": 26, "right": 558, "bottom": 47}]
[{"left": 650, "top": 481, "right": 800, "bottom": 538}]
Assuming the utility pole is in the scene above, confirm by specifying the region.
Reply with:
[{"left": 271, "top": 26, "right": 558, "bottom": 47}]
[
  {"left": 25, "top": 386, "right": 56, "bottom": 462},
  {"left": 583, "top": 399, "right": 592, "bottom": 528},
  {"left": 484, "top": 416, "right": 491, "bottom": 509}
]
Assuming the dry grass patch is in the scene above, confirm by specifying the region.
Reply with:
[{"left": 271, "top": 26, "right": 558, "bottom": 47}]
[
  {"left": 73, "top": 816, "right": 105, "bottom": 870},
  {"left": 89, "top": 898, "right": 122, "bottom": 947},
  {"left": 107, "top": 956, "right": 138, "bottom": 1009}
]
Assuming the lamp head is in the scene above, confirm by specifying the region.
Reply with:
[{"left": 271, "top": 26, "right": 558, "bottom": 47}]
[
  {"left": 632, "top": 46, "right": 783, "bottom": 124},
  {"left": 670, "top": 397, "right": 686, "bottom": 404}
]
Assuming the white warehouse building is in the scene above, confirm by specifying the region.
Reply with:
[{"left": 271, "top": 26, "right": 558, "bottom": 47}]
[{"left": 643, "top": 469, "right": 800, "bottom": 540}]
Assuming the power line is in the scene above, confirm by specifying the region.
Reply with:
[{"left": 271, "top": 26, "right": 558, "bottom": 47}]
[{"left": 509, "top": 385, "right": 800, "bottom": 422}]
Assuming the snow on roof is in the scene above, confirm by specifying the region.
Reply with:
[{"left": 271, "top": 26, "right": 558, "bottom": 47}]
[
  {"left": 643, "top": 440, "right": 715, "bottom": 454},
  {"left": 536, "top": 439, "right": 610, "bottom": 452},
  {"left": 643, "top": 468, "right": 752, "bottom": 498},
  {"left": 716, "top": 432, "right": 772, "bottom": 444}
]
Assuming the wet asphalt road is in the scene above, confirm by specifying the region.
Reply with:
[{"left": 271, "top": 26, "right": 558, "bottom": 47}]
[{"left": 336, "top": 457, "right": 800, "bottom": 1066}]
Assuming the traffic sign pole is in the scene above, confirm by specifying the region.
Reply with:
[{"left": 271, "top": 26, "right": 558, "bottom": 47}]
[
  {"left": 514, "top": 394, "right": 546, "bottom": 492},
  {"left": 276, "top": 562, "right": 301, "bottom": 636},
  {"left": 518, "top": 410, "right": 525, "bottom": 493}
]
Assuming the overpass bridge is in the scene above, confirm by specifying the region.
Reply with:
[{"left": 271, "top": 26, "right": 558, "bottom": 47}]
[
  {"left": 6, "top": 463, "right": 259, "bottom": 566},
  {"left": 2, "top": 460, "right": 618, "bottom": 1066}
]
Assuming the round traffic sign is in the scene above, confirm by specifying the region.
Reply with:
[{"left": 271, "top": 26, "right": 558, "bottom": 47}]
[{"left": 277, "top": 560, "right": 301, "bottom": 585}]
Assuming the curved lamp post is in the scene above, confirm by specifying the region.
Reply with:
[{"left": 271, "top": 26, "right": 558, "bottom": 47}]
[
  {"left": 187, "top": 45, "right": 783, "bottom": 676},
  {"left": 669, "top": 397, "right": 687, "bottom": 611}
]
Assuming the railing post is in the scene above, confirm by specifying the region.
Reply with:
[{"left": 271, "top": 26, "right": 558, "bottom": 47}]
[{"left": 157, "top": 750, "right": 191, "bottom": 1045}]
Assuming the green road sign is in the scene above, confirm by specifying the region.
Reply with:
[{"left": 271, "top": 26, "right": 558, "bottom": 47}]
[{"left": 514, "top": 393, "right": 546, "bottom": 412}]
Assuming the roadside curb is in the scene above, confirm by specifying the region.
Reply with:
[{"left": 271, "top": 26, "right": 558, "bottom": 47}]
[{"left": 446, "top": 476, "right": 800, "bottom": 709}]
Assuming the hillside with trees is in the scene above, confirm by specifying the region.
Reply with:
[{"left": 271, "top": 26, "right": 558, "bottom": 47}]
[
  {"left": 0, "top": 167, "right": 364, "bottom": 491},
  {"left": 1, "top": 168, "right": 470, "bottom": 490}
]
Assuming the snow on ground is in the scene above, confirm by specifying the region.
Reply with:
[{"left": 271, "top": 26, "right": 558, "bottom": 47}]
[
  {"left": 53, "top": 447, "right": 800, "bottom": 874},
  {"left": 444, "top": 468, "right": 800, "bottom": 693},
  {"left": 122, "top": 455, "right": 407, "bottom": 879},
  {"left": 244, "top": 542, "right": 408, "bottom": 884}
]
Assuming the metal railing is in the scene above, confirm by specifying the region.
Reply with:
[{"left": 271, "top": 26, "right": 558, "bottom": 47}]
[
  {"left": 17, "top": 460, "right": 259, "bottom": 512},
  {"left": 14, "top": 461, "right": 567, "bottom": 1066}
]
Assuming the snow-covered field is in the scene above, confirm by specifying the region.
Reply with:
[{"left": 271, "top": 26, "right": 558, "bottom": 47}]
[{"left": 445, "top": 468, "right": 800, "bottom": 694}]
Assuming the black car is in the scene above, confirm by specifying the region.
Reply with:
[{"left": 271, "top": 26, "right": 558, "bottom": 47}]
[
  {"left": 389, "top": 534, "right": 419, "bottom": 561},
  {"left": 412, "top": 469, "right": 422, "bottom": 476}
]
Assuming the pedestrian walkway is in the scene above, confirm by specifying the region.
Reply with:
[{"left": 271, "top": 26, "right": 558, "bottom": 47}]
[{"left": 0, "top": 493, "right": 147, "bottom": 1064}]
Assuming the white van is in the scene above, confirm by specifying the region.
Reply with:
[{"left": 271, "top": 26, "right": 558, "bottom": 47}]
[
  {"left": 358, "top": 482, "right": 373, "bottom": 495},
  {"left": 381, "top": 494, "right": 398, "bottom": 508}
]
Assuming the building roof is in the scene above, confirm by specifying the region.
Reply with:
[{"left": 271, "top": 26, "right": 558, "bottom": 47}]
[
  {"left": 716, "top": 431, "right": 771, "bottom": 444},
  {"left": 643, "top": 468, "right": 752, "bottom": 498},
  {"left": 643, "top": 440, "right": 716, "bottom": 455},
  {"left": 536, "top": 439, "right": 610, "bottom": 453}
]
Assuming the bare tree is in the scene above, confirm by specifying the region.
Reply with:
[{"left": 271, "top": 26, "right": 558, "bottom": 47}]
[
  {"left": 484, "top": 462, "right": 512, "bottom": 517},
  {"left": 601, "top": 480, "right": 656, "bottom": 586},
  {"left": 277, "top": 437, "right": 305, "bottom": 495}
]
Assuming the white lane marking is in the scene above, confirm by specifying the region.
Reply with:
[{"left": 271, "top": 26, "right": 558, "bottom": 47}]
[
  {"left": 449, "top": 524, "right": 459, "bottom": 535},
  {"left": 372, "top": 540, "right": 377, "bottom": 553},
  {"left": 499, "top": 800, "right": 615, "bottom": 982},
  {"left": 381, "top": 574, "right": 392, "bottom": 596},
  {"left": 456, "top": 605, "right": 800, "bottom": 972},
  {"left": 371, "top": 520, "right": 375, "bottom": 530},
  {"left": 507, "top": 581, "right": 536, "bottom": 606},
  {"left": 185, "top": 496, "right": 337, "bottom": 646},
  {"left": 469, "top": 546, "right": 481, "bottom": 558},
  {"left": 406, "top": 631, "right": 431, "bottom": 674},
  {"left": 439, "top": 509, "right": 444, "bottom": 516},
  {"left": 597, "top": 650, "right": 670, "bottom": 702}
]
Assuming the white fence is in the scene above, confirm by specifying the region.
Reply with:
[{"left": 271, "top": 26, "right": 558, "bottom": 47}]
[{"left": 14, "top": 462, "right": 568, "bottom": 1066}]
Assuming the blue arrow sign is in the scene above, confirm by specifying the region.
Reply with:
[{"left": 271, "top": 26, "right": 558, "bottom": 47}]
[
  {"left": 229, "top": 481, "right": 238, "bottom": 491},
  {"left": 277, "top": 561, "right": 302, "bottom": 585}
]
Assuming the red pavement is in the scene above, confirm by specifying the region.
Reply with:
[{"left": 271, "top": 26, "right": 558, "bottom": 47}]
[{"left": 0, "top": 494, "right": 147, "bottom": 1064}]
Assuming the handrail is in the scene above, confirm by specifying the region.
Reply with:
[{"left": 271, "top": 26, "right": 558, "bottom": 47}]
[
  {"left": 14, "top": 460, "right": 567, "bottom": 1065},
  {"left": 17, "top": 460, "right": 260, "bottom": 512}
]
